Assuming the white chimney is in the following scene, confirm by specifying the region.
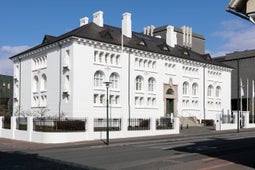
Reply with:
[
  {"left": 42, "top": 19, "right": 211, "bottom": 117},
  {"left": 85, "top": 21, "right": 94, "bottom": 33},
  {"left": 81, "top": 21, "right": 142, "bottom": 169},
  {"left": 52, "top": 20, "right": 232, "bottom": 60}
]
[
  {"left": 93, "top": 11, "right": 103, "bottom": 27},
  {"left": 166, "top": 25, "right": 177, "bottom": 48},
  {"left": 143, "top": 27, "right": 147, "bottom": 35},
  {"left": 150, "top": 25, "right": 155, "bottom": 36},
  {"left": 181, "top": 26, "right": 192, "bottom": 48},
  {"left": 80, "top": 17, "right": 89, "bottom": 26},
  {"left": 122, "top": 12, "right": 132, "bottom": 38}
]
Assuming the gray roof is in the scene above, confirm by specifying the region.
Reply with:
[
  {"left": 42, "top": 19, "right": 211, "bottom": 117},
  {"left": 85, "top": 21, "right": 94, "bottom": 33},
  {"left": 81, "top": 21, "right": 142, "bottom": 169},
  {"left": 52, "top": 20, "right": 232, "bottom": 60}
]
[{"left": 10, "top": 22, "right": 230, "bottom": 68}]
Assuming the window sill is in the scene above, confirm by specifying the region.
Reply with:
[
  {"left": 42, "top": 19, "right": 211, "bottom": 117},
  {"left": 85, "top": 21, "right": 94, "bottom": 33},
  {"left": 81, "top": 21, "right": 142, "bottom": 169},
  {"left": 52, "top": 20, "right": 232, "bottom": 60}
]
[
  {"left": 135, "top": 91, "right": 144, "bottom": 95},
  {"left": 110, "top": 89, "right": 120, "bottom": 92},
  {"left": 148, "top": 92, "right": 157, "bottom": 95}
]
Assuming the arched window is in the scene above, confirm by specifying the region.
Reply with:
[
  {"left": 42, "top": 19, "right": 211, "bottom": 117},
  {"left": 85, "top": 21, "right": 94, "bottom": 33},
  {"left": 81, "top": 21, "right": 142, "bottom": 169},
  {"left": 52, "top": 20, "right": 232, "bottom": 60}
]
[
  {"left": 135, "top": 76, "right": 143, "bottom": 91},
  {"left": 183, "top": 82, "right": 189, "bottom": 95},
  {"left": 94, "top": 71, "right": 104, "bottom": 87},
  {"left": 109, "top": 72, "right": 119, "bottom": 89},
  {"left": 216, "top": 86, "right": 221, "bottom": 97},
  {"left": 41, "top": 74, "right": 47, "bottom": 91},
  {"left": 33, "top": 75, "right": 39, "bottom": 92},
  {"left": 208, "top": 85, "right": 214, "bottom": 97},
  {"left": 166, "top": 88, "right": 174, "bottom": 95},
  {"left": 148, "top": 77, "right": 156, "bottom": 92},
  {"left": 192, "top": 83, "right": 198, "bottom": 96}
]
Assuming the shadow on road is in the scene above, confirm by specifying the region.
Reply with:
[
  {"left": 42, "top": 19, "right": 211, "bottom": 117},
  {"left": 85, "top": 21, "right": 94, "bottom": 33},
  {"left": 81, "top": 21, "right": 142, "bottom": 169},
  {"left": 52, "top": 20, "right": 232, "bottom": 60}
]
[
  {"left": 0, "top": 151, "right": 100, "bottom": 170},
  {"left": 171, "top": 136, "right": 255, "bottom": 169}
]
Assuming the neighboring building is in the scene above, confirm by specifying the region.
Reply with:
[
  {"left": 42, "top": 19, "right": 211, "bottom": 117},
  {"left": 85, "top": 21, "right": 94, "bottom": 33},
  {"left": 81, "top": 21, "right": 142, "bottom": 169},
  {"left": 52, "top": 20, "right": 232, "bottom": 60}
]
[
  {"left": 0, "top": 74, "right": 13, "bottom": 116},
  {"left": 227, "top": 0, "right": 255, "bottom": 24},
  {"left": 214, "top": 49, "right": 255, "bottom": 112},
  {"left": 10, "top": 11, "right": 231, "bottom": 123}
]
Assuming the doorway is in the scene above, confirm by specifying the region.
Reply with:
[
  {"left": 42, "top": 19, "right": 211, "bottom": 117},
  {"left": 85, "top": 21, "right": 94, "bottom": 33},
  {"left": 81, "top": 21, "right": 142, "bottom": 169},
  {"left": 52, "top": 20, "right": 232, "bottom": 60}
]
[{"left": 166, "top": 99, "right": 174, "bottom": 115}]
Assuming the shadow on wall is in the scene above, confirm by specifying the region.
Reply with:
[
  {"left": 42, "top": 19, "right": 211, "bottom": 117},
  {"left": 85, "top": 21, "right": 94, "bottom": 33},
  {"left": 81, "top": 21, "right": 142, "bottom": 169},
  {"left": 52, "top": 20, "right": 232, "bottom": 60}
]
[{"left": 0, "top": 151, "right": 97, "bottom": 170}]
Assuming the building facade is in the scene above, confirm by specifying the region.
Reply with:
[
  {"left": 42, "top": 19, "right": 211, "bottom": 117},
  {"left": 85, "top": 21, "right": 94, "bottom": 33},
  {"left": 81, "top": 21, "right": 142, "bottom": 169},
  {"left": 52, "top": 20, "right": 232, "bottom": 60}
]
[
  {"left": 214, "top": 49, "right": 255, "bottom": 112},
  {"left": 0, "top": 74, "right": 13, "bottom": 116},
  {"left": 10, "top": 11, "right": 232, "bottom": 123}
]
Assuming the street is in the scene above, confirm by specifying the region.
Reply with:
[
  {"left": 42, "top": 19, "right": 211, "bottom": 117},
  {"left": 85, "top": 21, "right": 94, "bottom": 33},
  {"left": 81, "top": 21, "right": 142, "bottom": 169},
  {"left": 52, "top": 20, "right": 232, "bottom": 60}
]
[{"left": 0, "top": 127, "right": 255, "bottom": 170}]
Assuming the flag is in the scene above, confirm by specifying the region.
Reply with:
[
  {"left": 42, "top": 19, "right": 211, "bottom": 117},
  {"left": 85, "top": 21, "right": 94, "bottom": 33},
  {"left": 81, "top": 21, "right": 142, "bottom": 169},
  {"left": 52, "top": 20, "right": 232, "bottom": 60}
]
[{"left": 240, "top": 78, "right": 244, "bottom": 97}]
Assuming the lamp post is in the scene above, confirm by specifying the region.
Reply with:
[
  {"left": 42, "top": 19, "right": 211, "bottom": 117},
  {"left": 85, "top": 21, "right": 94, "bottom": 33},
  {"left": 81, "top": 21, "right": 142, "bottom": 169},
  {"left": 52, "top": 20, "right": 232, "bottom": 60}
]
[{"left": 104, "top": 81, "right": 111, "bottom": 145}]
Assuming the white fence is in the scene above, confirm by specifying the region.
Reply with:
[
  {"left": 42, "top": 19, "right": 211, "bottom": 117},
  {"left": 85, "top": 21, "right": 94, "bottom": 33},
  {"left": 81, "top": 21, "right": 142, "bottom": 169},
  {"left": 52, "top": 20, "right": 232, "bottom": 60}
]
[
  {"left": 0, "top": 116, "right": 179, "bottom": 144},
  {"left": 215, "top": 111, "right": 255, "bottom": 131}
]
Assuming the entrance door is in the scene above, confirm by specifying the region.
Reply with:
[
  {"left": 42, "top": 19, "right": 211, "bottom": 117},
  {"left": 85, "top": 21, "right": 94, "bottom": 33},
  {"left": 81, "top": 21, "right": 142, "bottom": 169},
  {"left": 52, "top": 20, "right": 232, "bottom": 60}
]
[{"left": 166, "top": 99, "right": 174, "bottom": 115}]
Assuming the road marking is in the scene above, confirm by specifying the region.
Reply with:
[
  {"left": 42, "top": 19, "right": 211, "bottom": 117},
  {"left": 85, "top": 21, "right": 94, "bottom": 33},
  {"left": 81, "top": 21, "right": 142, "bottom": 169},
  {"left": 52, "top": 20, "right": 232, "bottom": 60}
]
[
  {"left": 197, "top": 162, "right": 234, "bottom": 170},
  {"left": 201, "top": 157, "right": 217, "bottom": 162}
]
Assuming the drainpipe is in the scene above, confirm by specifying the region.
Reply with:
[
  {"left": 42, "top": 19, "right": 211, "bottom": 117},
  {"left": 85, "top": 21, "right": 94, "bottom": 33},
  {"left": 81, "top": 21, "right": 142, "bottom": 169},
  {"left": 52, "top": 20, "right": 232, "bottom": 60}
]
[
  {"left": 58, "top": 44, "right": 62, "bottom": 119},
  {"left": 18, "top": 57, "right": 21, "bottom": 118},
  {"left": 128, "top": 49, "right": 131, "bottom": 124}
]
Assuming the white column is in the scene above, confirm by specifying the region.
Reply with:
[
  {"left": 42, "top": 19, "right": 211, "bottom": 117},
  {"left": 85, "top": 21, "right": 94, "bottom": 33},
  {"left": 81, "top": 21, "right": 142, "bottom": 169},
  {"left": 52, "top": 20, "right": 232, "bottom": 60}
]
[
  {"left": 243, "top": 111, "right": 250, "bottom": 128},
  {"left": 11, "top": 116, "right": 16, "bottom": 139},
  {"left": 27, "top": 116, "right": 33, "bottom": 142},
  {"left": 150, "top": 117, "right": 156, "bottom": 132},
  {"left": 86, "top": 117, "right": 94, "bottom": 140},
  {"left": 174, "top": 117, "right": 180, "bottom": 134},
  {"left": 121, "top": 117, "right": 128, "bottom": 137}
]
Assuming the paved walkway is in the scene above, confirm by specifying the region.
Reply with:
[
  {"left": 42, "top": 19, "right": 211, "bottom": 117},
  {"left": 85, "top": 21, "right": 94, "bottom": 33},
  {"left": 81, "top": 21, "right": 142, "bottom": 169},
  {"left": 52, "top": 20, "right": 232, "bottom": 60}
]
[{"left": 0, "top": 126, "right": 253, "bottom": 151}]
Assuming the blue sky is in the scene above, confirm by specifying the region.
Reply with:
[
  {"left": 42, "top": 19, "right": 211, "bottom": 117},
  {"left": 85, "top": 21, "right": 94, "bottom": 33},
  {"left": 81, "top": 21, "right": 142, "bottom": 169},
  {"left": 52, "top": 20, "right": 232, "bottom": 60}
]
[{"left": 1, "top": 0, "right": 255, "bottom": 75}]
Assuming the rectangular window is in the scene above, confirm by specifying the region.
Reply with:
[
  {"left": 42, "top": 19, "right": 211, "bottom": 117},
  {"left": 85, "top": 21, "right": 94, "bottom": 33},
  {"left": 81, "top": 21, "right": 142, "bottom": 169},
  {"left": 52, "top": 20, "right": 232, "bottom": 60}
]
[
  {"left": 115, "top": 95, "right": 119, "bottom": 104},
  {"left": 100, "top": 95, "right": 105, "bottom": 104},
  {"left": 94, "top": 94, "right": 98, "bottom": 104}
]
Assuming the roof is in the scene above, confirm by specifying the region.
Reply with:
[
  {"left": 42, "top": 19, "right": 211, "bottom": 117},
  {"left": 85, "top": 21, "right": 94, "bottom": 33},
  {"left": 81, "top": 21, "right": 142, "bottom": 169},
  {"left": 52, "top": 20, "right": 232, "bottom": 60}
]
[{"left": 10, "top": 22, "right": 230, "bottom": 68}]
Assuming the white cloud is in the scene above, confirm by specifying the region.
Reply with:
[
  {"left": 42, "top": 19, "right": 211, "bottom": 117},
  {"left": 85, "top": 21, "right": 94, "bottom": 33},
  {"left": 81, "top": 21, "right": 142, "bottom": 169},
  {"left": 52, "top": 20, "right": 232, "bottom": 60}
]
[
  {"left": 210, "top": 20, "right": 255, "bottom": 57},
  {"left": 0, "top": 45, "right": 30, "bottom": 75}
]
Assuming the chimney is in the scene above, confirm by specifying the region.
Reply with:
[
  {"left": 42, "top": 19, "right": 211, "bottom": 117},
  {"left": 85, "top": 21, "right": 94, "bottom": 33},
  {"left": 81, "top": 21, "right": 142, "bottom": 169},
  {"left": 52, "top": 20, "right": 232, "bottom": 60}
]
[
  {"left": 166, "top": 25, "right": 177, "bottom": 48},
  {"left": 93, "top": 11, "right": 104, "bottom": 27},
  {"left": 80, "top": 17, "right": 89, "bottom": 26},
  {"left": 150, "top": 25, "right": 155, "bottom": 36},
  {"left": 181, "top": 26, "right": 192, "bottom": 48},
  {"left": 122, "top": 12, "right": 132, "bottom": 38}
]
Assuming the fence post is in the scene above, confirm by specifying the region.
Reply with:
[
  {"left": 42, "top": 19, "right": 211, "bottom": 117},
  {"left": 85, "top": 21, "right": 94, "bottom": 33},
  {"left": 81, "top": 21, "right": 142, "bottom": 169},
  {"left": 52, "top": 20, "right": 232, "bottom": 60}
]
[
  {"left": 27, "top": 116, "right": 33, "bottom": 142},
  {"left": 0, "top": 116, "right": 3, "bottom": 136},
  {"left": 174, "top": 117, "right": 180, "bottom": 134},
  {"left": 86, "top": 117, "right": 94, "bottom": 140},
  {"left": 11, "top": 116, "right": 16, "bottom": 139},
  {"left": 122, "top": 117, "right": 128, "bottom": 137},
  {"left": 243, "top": 111, "right": 250, "bottom": 128},
  {"left": 150, "top": 117, "right": 156, "bottom": 131}
]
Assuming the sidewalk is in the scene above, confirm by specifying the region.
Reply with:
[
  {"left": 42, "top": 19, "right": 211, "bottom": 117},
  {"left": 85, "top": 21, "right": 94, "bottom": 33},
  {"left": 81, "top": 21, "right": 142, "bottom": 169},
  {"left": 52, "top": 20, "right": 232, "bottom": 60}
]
[{"left": 0, "top": 126, "right": 254, "bottom": 151}]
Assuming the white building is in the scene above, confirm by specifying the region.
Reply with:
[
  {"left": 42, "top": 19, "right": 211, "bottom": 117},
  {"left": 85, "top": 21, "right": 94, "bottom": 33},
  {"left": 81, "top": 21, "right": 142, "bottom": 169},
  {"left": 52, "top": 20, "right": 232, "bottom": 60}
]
[{"left": 10, "top": 11, "right": 232, "bottom": 123}]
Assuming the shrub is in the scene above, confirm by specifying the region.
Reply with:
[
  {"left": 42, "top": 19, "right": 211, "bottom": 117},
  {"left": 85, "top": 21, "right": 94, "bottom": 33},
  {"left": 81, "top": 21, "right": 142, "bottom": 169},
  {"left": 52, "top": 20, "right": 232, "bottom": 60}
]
[
  {"left": 202, "top": 119, "right": 214, "bottom": 126},
  {"left": 55, "top": 120, "right": 85, "bottom": 131}
]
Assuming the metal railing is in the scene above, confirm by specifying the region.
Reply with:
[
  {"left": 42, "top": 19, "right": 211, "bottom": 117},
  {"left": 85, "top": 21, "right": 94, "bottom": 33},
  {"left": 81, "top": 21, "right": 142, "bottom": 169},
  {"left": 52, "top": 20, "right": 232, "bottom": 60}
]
[
  {"left": 33, "top": 117, "right": 86, "bottom": 132},
  {"left": 94, "top": 118, "right": 121, "bottom": 131},
  {"left": 222, "top": 115, "right": 235, "bottom": 124},
  {"left": 156, "top": 118, "right": 174, "bottom": 130},
  {"left": 16, "top": 117, "right": 27, "bottom": 130},
  {"left": 2, "top": 115, "right": 10, "bottom": 129},
  {"left": 128, "top": 118, "right": 150, "bottom": 131}
]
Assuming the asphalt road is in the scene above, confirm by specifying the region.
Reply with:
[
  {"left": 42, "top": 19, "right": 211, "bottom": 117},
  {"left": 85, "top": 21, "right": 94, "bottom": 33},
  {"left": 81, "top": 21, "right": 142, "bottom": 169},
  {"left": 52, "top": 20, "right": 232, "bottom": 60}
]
[{"left": 1, "top": 127, "right": 255, "bottom": 170}]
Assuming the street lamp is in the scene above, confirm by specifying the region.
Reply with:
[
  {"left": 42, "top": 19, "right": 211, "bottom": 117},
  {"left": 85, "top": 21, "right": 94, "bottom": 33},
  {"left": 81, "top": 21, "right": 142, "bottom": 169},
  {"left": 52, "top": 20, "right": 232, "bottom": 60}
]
[{"left": 104, "top": 81, "right": 111, "bottom": 145}]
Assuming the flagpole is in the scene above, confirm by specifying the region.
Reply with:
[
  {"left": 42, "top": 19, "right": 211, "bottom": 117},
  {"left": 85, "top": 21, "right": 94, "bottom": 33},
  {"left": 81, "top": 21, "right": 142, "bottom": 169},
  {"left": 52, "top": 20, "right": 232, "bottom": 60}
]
[
  {"left": 252, "top": 80, "right": 254, "bottom": 123},
  {"left": 247, "top": 78, "right": 249, "bottom": 112},
  {"left": 237, "top": 59, "right": 240, "bottom": 133},
  {"left": 241, "top": 78, "right": 243, "bottom": 128}
]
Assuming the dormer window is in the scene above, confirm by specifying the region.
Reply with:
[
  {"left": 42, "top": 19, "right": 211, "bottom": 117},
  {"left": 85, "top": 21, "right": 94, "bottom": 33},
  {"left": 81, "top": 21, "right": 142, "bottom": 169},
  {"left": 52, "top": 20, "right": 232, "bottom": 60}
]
[
  {"left": 158, "top": 43, "right": 170, "bottom": 51},
  {"left": 138, "top": 40, "right": 146, "bottom": 46},
  {"left": 99, "top": 29, "right": 113, "bottom": 40}
]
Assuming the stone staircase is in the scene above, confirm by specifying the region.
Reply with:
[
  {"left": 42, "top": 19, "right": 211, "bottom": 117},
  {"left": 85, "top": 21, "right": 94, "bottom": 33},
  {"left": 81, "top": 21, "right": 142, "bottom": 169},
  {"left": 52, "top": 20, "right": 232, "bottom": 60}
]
[{"left": 179, "top": 116, "right": 202, "bottom": 127}]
